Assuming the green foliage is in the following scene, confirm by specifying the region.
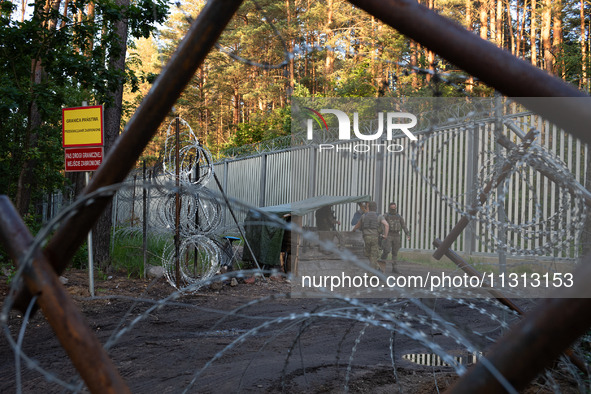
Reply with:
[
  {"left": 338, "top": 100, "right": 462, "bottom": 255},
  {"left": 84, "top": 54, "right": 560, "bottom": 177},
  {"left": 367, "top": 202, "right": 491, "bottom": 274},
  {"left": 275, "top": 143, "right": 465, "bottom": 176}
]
[
  {"left": 111, "top": 233, "right": 168, "bottom": 278},
  {"left": 224, "top": 106, "right": 291, "bottom": 149},
  {"left": 332, "top": 61, "right": 378, "bottom": 98},
  {"left": 124, "top": 0, "right": 590, "bottom": 160},
  {"left": 0, "top": 0, "right": 169, "bottom": 216},
  {"left": 71, "top": 241, "right": 89, "bottom": 269}
]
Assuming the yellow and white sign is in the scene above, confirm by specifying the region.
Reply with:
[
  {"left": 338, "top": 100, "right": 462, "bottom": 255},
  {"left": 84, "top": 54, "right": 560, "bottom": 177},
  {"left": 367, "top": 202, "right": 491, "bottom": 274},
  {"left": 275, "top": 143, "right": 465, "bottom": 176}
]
[{"left": 62, "top": 105, "right": 104, "bottom": 147}]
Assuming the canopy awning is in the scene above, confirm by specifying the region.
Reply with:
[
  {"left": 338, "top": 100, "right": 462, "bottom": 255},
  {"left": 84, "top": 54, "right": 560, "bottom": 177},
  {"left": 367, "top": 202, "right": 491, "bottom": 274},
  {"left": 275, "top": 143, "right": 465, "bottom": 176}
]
[
  {"left": 257, "top": 195, "right": 372, "bottom": 217},
  {"left": 242, "top": 195, "right": 371, "bottom": 266}
]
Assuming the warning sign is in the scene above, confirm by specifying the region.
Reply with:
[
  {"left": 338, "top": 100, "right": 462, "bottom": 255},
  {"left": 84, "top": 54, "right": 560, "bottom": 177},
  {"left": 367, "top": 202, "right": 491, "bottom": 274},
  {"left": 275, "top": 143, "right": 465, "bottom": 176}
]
[
  {"left": 65, "top": 147, "right": 103, "bottom": 172},
  {"left": 62, "top": 105, "right": 104, "bottom": 147}
]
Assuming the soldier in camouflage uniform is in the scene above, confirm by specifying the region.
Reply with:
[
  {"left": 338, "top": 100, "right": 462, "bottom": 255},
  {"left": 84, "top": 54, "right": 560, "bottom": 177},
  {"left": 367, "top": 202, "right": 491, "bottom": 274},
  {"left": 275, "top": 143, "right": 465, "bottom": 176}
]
[
  {"left": 353, "top": 201, "right": 389, "bottom": 271},
  {"left": 380, "top": 202, "right": 410, "bottom": 273}
]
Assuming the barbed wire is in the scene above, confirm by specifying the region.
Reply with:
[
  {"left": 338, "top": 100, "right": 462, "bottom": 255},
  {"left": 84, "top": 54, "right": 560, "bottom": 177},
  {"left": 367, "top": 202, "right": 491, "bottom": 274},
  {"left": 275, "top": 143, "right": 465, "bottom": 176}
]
[
  {"left": 2, "top": 176, "right": 585, "bottom": 392},
  {"left": 217, "top": 97, "right": 502, "bottom": 162},
  {"left": 409, "top": 98, "right": 588, "bottom": 258},
  {"left": 2, "top": 3, "right": 589, "bottom": 394}
]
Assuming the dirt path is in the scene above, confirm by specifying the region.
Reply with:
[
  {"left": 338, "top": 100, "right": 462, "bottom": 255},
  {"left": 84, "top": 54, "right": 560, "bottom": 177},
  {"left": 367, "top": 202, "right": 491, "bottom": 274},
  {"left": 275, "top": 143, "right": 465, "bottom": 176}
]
[{"left": 0, "top": 269, "right": 580, "bottom": 393}]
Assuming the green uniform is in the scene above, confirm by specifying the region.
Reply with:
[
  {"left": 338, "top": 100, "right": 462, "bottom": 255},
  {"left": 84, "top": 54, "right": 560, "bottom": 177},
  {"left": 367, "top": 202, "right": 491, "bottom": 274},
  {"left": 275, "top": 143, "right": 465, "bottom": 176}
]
[
  {"left": 360, "top": 211, "right": 385, "bottom": 270},
  {"left": 381, "top": 211, "right": 409, "bottom": 268}
]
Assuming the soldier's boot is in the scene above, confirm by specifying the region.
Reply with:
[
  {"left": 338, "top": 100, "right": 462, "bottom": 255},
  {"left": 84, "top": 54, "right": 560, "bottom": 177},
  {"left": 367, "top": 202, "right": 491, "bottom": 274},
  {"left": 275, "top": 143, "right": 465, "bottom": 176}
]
[
  {"left": 391, "top": 260, "right": 401, "bottom": 274},
  {"left": 378, "top": 260, "right": 386, "bottom": 273}
]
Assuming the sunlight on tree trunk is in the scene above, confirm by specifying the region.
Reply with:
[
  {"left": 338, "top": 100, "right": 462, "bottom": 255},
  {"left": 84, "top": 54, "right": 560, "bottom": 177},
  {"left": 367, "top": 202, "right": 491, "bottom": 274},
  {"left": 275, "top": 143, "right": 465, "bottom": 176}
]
[
  {"left": 541, "top": 0, "right": 552, "bottom": 73},
  {"left": 531, "top": 0, "right": 537, "bottom": 66},
  {"left": 324, "top": 0, "right": 334, "bottom": 88},
  {"left": 552, "top": 0, "right": 562, "bottom": 77},
  {"left": 581, "top": 0, "right": 586, "bottom": 89}
]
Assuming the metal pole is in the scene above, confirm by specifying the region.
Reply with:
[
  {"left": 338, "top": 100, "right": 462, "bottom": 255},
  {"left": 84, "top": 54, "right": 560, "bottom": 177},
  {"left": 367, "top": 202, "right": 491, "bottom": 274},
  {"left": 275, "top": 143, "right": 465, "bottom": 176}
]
[
  {"left": 494, "top": 93, "right": 508, "bottom": 333},
  {"left": 308, "top": 146, "right": 317, "bottom": 200},
  {"left": 212, "top": 171, "right": 267, "bottom": 281},
  {"left": 374, "top": 138, "right": 385, "bottom": 212},
  {"left": 142, "top": 160, "right": 147, "bottom": 279},
  {"left": 223, "top": 159, "right": 229, "bottom": 226},
  {"left": 259, "top": 153, "right": 267, "bottom": 207},
  {"left": 145, "top": 169, "right": 152, "bottom": 278},
  {"left": 110, "top": 191, "right": 118, "bottom": 255},
  {"left": 194, "top": 154, "right": 199, "bottom": 273},
  {"left": 175, "top": 115, "right": 181, "bottom": 287},
  {"left": 131, "top": 175, "right": 136, "bottom": 227},
  {"left": 464, "top": 122, "right": 478, "bottom": 255},
  {"left": 85, "top": 172, "right": 94, "bottom": 298}
]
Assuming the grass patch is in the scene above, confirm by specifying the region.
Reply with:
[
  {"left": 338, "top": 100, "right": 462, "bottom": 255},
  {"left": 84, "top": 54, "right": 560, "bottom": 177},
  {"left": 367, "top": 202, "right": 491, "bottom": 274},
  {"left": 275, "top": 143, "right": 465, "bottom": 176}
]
[
  {"left": 111, "top": 234, "right": 169, "bottom": 278},
  {"left": 403, "top": 256, "right": 457, "bottom": 270},
  {"left": 405, "top": 255, "right": 542, "bottom": 276}
]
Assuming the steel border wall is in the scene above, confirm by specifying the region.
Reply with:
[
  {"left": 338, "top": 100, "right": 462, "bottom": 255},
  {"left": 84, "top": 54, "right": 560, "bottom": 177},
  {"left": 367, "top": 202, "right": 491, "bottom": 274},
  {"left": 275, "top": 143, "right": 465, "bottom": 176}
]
[{"left": 200, "top": 110, "right": 588, "bottom": 259}]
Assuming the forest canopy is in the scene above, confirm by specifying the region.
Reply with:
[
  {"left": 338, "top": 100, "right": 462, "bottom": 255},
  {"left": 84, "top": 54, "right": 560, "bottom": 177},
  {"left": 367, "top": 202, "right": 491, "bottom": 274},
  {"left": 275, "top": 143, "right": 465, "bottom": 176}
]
[{"left": 1, "top": 0, "right": 589, "bottom": 215}]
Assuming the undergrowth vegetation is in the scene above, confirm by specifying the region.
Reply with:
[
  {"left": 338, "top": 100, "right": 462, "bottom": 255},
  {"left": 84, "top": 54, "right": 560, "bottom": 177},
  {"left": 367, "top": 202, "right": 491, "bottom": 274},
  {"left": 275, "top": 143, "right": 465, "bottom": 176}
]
[{"left": 110, "top": 233, "right": 168, "bottom": 278}]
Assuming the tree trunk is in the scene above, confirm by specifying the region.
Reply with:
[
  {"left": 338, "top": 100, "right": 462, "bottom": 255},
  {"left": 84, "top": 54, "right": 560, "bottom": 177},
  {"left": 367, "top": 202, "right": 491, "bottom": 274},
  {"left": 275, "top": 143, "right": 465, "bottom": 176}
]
[
  {"left": 66, "top": 172, "right": 86, "bottom": 201},
  {"left": 410, "top": 39, "right": 418, "bottom": 88},
  {"left": 516, "top": 0, "right": 525, "bottom": 58},
  {"left": 233, "top": 85, "right": 240, "bottom": 124},
  {"left": 530, "top": 0, "right": 537, "bottom": 66},
  {"left": 496, "top": 0, "right": 503, "bottom": 46},
  {"left": 324, "top": 0, "right": 334, "bottom": 85},
  {"left": 93, "top": 0, "right": 130, "bottom": 269},
  {"left": 15, "top": 0, "right": 54, "bottom": 216},
  {"left": 581, "top": 0, "right": 586, "bottom": 89},
  {"left": 426, "top": 0, "right": 435, "bottom": 82},
  {"left": 490, "top": 0, "right": 496, "bottom": 43},
  {"left": 480, "top": 0, "right": 488, "bottom": 41},
  {"left": 466, "top": 0, "right": 474, "bottom": 92},
  {"left": 15, "top": 132, "right": 37, "bottom": 216},
  {"left": 376, "top": 21, "right": 385, "bottom": 95},
  {"left": 506, "top": 0, "right": 515, "bottom": 55},
  {"left": 541, "top": 0, "right": 552, "bottom": 73},
  {"left": 85, "top": 1, "right": 95, "bottom": 55},
  {"left": 552, "top": 0, "right": 562, "bottom": 77},
  {"left": 60, "top": 0, "right": 69, "bottom": 28},
  {"left": 304, "top": 31, "right": 309, "bottom": 80},
  {"left": 286, "top": 0, "right": 294, "bottom": 95},
  {"left": 46, "top": 0, "right": 61, "bottom": 30}
]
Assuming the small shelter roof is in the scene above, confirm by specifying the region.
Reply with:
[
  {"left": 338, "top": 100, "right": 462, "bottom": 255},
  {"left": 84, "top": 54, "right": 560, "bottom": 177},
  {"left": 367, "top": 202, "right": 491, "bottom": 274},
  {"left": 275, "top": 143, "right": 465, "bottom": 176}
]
[{"left": 257, "top": 195, "right": 372, "bottom": 217}]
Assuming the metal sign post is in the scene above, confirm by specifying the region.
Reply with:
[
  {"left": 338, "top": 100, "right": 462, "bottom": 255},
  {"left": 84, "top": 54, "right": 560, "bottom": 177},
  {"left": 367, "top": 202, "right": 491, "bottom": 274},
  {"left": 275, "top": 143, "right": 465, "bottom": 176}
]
[
  {"left": 63, "top": 101, "right": 101, "bottom": 297},
  {"left": 85, "top": 171, "right": 95, "bottom": 297}
]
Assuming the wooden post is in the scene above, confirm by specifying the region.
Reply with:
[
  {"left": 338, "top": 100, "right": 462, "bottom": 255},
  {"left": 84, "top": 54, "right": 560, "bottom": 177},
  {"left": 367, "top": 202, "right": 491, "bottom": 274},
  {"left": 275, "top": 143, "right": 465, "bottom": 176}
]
[{"left": 291, "top": 215, "right": 302, "bottom": 276}]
